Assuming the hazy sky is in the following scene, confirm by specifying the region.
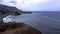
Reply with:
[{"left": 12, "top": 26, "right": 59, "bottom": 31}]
[{"left": 0, "top": 0, "right": 60, "bottom": 11}]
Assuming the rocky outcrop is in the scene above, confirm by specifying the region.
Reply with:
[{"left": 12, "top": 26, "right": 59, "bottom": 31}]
[
  {"left": 0, "top": 4, "right": 32, "bottom": 20},
  {"left": 0, "top": 22, "right": 42, "bottom": 34},
  {"left": 0, "top": 4, "right": 23, "bottom": 14},
  {"left": 0, "top": 4, "right": 23, "bottom": 20}
]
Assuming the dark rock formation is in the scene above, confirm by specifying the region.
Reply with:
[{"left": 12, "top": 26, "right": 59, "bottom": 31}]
[
  {"left": 0, "top": 22, "right": 42, "bottom": 34},
  {"left": 0, "top": 4, "right": 23, "bottom": 15},
  {"left": 0, "top": 4, "right": 23, "bottom": 20},
  {"left": 22, "top": 11, "right": 32, "bottom": 14},
  {"left": 0, "top": 4, "right": 32, "bottom": 19}
]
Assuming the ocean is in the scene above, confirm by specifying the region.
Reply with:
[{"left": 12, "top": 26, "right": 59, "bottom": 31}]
[{"left": 3, "top": 11, "right": 60, "bottom": 34}]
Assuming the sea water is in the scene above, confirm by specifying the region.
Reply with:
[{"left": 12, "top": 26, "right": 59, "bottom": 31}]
[{"left": 3, "top": 11, "right": 60, "bottom": 34}]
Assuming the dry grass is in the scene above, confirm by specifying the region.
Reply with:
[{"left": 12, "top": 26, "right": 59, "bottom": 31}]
[{"left": 0, "top": 22, "right": 42, "bottom": 34}]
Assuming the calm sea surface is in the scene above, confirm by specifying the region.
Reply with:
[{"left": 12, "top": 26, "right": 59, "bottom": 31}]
[{"left": 10, "top": 11, "right": 60, "bottom": 34}]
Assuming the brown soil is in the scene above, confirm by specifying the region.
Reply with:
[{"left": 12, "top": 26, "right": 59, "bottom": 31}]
[{"left": 0, "top": 22, "right": 42, "bottom": 34}]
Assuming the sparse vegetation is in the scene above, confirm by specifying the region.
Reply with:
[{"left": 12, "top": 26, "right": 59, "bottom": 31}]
[{"left": 0, "top": 22, "right": 42, "bottom": 34}]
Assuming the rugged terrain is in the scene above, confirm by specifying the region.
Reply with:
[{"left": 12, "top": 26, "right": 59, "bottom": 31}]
[
  {"left": 0, "top": 22, "right": 42, "bottom": 34},
  {"left": 0, "top": 4, "right": 32, "bottom": 21}
]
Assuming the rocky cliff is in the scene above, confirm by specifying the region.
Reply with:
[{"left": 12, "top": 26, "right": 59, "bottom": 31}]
[
  {"left": 0, "top": 4, "right": 23, "bottom": 15},
  {"left": 0, "top": 4, "right": 23, "bottom": 20}
]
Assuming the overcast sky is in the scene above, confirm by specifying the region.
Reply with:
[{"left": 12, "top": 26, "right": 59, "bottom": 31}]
[{"left": 0, "top": 0, "right": 60, "bottom": 11}]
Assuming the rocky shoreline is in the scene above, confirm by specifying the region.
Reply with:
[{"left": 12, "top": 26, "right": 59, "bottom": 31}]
[
  {"left": 0, "top": 4, "right": 32, "bottom": 22},
  {"left": 0, "top": 4, "right": 40, "bottom": 34}
]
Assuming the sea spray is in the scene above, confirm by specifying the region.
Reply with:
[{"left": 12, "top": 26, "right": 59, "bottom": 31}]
[{"left": 3, "top": 15, "right": 15, "bottom": 23}]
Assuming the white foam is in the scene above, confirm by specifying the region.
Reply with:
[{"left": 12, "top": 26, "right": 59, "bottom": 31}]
[{"left": 3, "top": 15, "right": 14, "bottom": 23}]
